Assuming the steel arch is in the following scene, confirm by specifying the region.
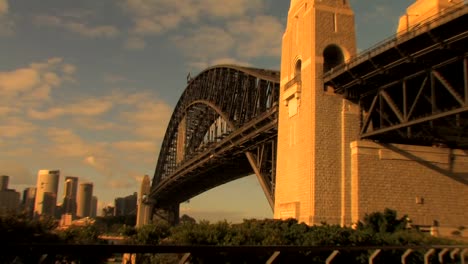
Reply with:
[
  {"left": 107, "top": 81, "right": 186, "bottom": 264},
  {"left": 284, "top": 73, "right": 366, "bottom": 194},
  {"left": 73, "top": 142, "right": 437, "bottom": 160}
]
[{"left": 151, "top": 65, "right": 280, "bottom": 207}]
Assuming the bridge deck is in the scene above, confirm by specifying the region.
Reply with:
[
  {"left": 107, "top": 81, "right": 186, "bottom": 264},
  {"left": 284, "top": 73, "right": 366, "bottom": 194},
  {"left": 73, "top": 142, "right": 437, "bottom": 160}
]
[{"left": 324, "top": 3, "right": 468, "bottom": 147}]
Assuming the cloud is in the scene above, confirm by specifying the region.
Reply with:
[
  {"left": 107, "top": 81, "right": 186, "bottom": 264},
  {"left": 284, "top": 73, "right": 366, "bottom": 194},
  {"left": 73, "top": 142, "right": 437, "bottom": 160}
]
[
  {"left": 227, "top": 15, "right": 283, "bottom": 58},
  {"left": 0, "top": 106, "right": 17, "bottom": 116},
  {"left": 124, "top": 37, "right": 146, "bottom": 50},
  {"left": 72, "top": 117, "right": 117, "bottom": 131},
  {"left": 0, "top": 161, "right": 35, "bottom": 186},
  {"left": 121, "top": 0, "right": 283, "bottom": 67},
  {"left": 123, "top": 0, "right": 196, "bottom": 35},
  {"left": 201, "top": 0, "right": 263, "bottom": 18},
  {"left": 47, "top": 128, "right": 97, "bottom": 157},
  {"left": 120, "top": 99, "right": 172, "bottom": 139},
  {"left": 173, "top": 26, "right": 235, "bottom": 60},
  {"left": 35, "top": 15, "right": 119, "bottom": 38},
  {"left": 28, "top": 98, "right": 113, "bottom": 120},
  {"left": 0, "top": 59, "right": 172, "bottom": 203},
  {"left": 0, "top": 0, "right": 14, "bottom": 35},
  {"left": 0, "top": 57, "right": 75, "bottom": 104},
  {"left": 0, "top": 0, "right": 8, "bottom": 15},
  {"left": 187, "top": 57, "right": 252, "bottom": 71},
  {"left": 123, "top": 0, "right": 264, "bottom": 36},
  {"left": 173, "top": 15, "right": 283, "bottom": 69},
  {"left": 0, "top": 117, "right": 36, "bottom": 138},
  {"left": 103, "top": 74, "right": 131, "bottom": 83},
  {"left": 112, "top": 140, "right": 157, "bottom": 153}
]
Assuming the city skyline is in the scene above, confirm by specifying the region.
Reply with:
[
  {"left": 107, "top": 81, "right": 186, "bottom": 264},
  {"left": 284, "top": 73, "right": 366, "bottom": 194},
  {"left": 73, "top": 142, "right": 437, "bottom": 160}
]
[
  {"left": 1, "top": 0, "right": 416, "bottom": 222},
  {"left": 1, "top": 172, "right": 136, "bottom": 218}
]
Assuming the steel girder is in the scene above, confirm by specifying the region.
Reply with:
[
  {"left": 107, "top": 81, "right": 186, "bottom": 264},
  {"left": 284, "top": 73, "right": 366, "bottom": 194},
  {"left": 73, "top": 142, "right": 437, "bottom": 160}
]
[
  {"left": 151, "top": 65, "right": 279, "bottom": 208},
  {"left": 324, "top": 3, "right": 468, "bottom": 147},
  {"left": 360, "top": 56, "right": 468, "bottom": 147}
]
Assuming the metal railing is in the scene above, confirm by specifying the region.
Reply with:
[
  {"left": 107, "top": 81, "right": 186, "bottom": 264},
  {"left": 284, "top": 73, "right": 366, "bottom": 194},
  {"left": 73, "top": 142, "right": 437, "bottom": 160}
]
[
  {"left": 4, "top": 244, "right": 468, "bottom": 264},
  {"left": 322, "top": 1, "right": 468, "bottom": 80}
]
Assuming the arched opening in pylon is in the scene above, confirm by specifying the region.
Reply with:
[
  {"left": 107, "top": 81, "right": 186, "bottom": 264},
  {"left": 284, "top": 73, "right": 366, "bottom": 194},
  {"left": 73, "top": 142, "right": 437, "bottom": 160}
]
[
  {"left": 295, "top": 59, "right": 302, "bottom": 78},
  {"left": 323, "top": 44, "right": 345, "bottom": 73}
]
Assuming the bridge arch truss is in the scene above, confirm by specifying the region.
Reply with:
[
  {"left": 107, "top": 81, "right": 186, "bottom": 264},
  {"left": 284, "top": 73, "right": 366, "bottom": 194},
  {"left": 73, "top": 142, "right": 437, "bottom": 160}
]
[{"left": 151, "top": 65, "right": 280, "bottom": 209}]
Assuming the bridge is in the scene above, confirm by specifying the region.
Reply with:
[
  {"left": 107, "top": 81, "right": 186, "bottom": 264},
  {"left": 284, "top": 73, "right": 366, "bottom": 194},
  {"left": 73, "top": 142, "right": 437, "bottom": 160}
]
[
  {"left": 146, "top": 1, "right": 468, "bottom": 226},
  {"left": 324, "top": 3, "right": 468, "bottom": 148},
  {"left": 149, "top": 66, "right": 280, "bottom": 215}
]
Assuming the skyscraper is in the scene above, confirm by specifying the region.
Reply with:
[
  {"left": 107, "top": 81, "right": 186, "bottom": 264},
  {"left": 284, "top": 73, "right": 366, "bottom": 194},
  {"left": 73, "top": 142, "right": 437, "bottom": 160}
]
[
  {"left": 0, "top": 175, "right": 9, "bottom": 191},
  {"left": 91, "top": 196, "right": 98, "bottom": 218},
  {"left": 62, "top": 176, "right": 78, "bottom": 216},
  {"left": 77, "top": 182, "right": 93, "bottom": 218},
  {"left": 22, "top": 187, "right": 36, "bottom": 218},
  {"left": 34, "top": 170, "right": 60, "bottom": 217},
  {"left": 0, "top": 175, "right": 20, "bottom": 215},
  {"left": 115, "top": 192, "right": 137, "bottom": 216}
]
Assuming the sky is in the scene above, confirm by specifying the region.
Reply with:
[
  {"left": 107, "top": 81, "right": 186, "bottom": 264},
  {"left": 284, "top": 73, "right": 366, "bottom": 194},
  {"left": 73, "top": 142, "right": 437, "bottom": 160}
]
[{"left": 1, "top": 0, "right": 415, "bottom": 222}]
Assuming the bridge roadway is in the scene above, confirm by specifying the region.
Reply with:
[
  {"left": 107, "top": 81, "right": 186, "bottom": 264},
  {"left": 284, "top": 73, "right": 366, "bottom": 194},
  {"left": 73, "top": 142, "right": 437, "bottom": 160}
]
[
  {"left": 150, "top": 65, "right": 280, "bottom": 208},
  {"left": 150, "top": 2, "right": 468, "bottom": 210},
  {"left": 324, "top": 2, "right": 468, "bottom": 147}
]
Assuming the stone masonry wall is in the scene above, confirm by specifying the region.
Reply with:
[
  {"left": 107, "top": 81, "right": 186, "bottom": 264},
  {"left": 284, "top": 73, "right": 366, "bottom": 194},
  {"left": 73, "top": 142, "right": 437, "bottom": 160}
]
[{"left": 351, "top": 141, "right": 468, "bottom": 230}]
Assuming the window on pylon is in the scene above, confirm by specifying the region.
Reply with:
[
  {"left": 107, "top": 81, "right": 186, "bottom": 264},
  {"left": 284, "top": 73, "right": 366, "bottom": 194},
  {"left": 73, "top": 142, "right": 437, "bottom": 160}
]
[{"left": 295, "top": 59, "right": 302, "bottom": 82}]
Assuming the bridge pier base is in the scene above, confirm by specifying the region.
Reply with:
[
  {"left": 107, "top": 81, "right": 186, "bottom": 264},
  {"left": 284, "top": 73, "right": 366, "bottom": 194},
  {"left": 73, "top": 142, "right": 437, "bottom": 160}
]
[{"left": 153, "top": 204, "right": 180, "bottom": 225}]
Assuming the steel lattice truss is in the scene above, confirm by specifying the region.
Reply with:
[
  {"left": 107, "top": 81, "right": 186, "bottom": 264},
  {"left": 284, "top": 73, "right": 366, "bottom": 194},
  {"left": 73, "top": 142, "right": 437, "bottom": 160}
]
[
  {"left": 325, "top": 3, "right": 468, "bottom": 148},
  {"left": 151, "top": 65, "right": 280, "bottom": 208}
]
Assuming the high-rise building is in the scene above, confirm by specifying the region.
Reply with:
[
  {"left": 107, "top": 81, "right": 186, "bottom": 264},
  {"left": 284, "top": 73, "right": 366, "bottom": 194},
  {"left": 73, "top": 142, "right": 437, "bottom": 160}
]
[
  {"left": 91, "top": 196, "right": 98, "bottom": 218},
  {"left": 136, "top": 175, "right": 151, "bottom": 227},
  {"left": 77, "top": 182, "right": 93, "bottom": 218},
  {"left": 115, "top": 192, "right": 137, "bottom": 216},
  {"left": 0, "top": 175, "right": 20, "bottom": 215},
  {"left": 34, "top": 170, "right": 60, "bottom": 217},
  {"left": 0, "top": 175, "right": 9, "bottom": 191},
  {"left": 62, "top": 176, "right": 78, "bottom": 216},
  {"left": 22, "top": 187, "right": 36, "bottom": 218}
]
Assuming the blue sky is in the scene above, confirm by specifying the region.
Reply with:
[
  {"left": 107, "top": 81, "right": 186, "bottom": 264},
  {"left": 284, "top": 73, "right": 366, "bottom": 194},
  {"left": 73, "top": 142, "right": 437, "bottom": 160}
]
[{"left": 1, "top": 0, "right": 414, "bottom": 222}]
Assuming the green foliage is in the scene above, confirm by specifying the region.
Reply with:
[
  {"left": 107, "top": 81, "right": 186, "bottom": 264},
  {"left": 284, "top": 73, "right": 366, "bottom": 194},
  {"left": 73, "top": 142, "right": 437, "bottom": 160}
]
[
  {"left": 0, "top": 213, "right": 60, "bottom": 244},
  {"left": 1, "top": 209, "right": 464, "bottom": 263},
  {"left": 359, "top": 208, "right": 408, "bottom": 234},
  {"left": 58, "top": 224, "right": 102, "bottom": 244},
  {"left": 180, "top": 214, "right": 196, "bottom": 224},
  {"left": 94, "top": 215, "right": 136, "bottom": 234},
  {"left": 132, "top": 221, "right": 171, "bottom": 245}
]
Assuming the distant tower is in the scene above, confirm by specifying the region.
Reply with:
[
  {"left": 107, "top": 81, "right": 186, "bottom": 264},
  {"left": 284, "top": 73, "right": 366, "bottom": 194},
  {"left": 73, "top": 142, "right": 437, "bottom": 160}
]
[
  {"left": 115, "top": 193, "right": 137, "bottom": 216},
  {"left": 274, "top": 0, "right": 359, "bottom": 225},
  {"left": 91, "top": 196, "right": 98, "bottom": 218},
  {"left": 0, "top": 175, "right": 9, "bottom": 191},
  {"left": 34, "top": 170, "right": 60, "bottom": 217},
  {"left": 22, "top": 187, "right": 36, "bottom": 218},
  {"left": 0, "top": 175, "right": 20, "bottom": 215},
  {"left": 62, "top": 176, "right": 78, "bottom": 216},
  {"left": 136, "top": 175, "right": 152, "bottom": 227},
  {"left": 77, "top": 182, "right": 93, "bottom": 218}
]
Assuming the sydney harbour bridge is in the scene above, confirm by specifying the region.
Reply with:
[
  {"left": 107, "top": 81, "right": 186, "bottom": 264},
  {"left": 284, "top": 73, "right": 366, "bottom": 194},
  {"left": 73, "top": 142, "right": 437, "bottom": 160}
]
[{"left": 147, "top": 2, "right": 468, "bottom": 223}]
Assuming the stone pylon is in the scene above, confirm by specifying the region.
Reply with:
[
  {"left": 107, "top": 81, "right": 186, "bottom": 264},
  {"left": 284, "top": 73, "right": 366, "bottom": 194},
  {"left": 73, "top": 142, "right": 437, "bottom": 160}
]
[
  {"left": 274, "top": 0, "right": 360, "bottom": 225},
  {"left": 136, "top": 175, "right": 152, "bottom": 227}
]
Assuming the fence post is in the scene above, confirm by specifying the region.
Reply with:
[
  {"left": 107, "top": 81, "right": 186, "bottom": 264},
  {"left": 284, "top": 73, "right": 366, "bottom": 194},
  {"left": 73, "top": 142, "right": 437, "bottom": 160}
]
[
  {"left": 401, "top": 249, "right": 413, "bottom": 264},
  {"left": 424, "top": 248, "right": 436, "bottom": 264},
  {"left": 325, "top": 250, "right": 340, "bottom": 264},
  {"left": 369, "top": 249, "right": 382, "bottom": 264},
  {"left": 438, "top": 248, "right": 449, "bottom": 263},
  {"left": 266, "top": 251, "right": 280, "bottom": 264},
  {"left": 179, "top": 253, "right": 191, "bottom": 264},
  {"left": 461, "top": 248, "right": 467, "bottom": 264},
  {"left": 450, "top": 248, "right": 460, "bottom": 260}
]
